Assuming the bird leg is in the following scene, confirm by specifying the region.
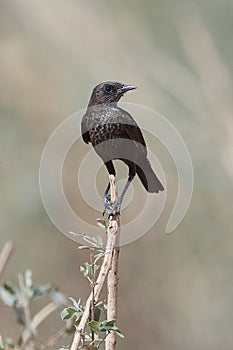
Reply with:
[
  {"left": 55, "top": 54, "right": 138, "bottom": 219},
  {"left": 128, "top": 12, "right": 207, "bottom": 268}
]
[
  {"left": 105, "top": 175, "right": 134, "bottom": 215},
  {"left": 103, "top": 161, "right": 116, "bottom": 215},
  {"left": 103, "top": 182, "right": 111, "bottom": 215}
]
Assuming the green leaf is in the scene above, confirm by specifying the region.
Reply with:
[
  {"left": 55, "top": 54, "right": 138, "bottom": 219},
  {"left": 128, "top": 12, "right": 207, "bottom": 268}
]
[
  {"left": 17, "top": 334, "right": 23, "bottom": 347},
  {"left": 71, "top": 232, "right": 104, "bottom": 251},
  {"left": 96, "top": 218, "right": 107, "bottom": 230},
  {"left": 94, "top": 306, "right": 101, "bottom": 321},
  {"left": 94, "top": 264, "right": 100, "bottom": 273},
  {"left": 82, "top": 235, "right": 99, "bottom": 246},
  {"left": 98, "top": 320, "right": 124, "bottom": 337},
  {"left": 74, "top": 311, "right": 84, "bottom": 325},
  {"left": 80, "top": 266, "right": 85, "bottom": 274},
  {"left": 78, "top": 245, "right": 92, "bottom": 250},
  {"left": 94, "top": 252, "right": 105, "bottom": 263},
  {"left": 32, "top": 284, "right": 52, "bottom": 298},
  {"left": 86, "top": 263, "right": 92, "bottom": 278},
  {"left": 69, "top": 297, "right": 82, "bottom": 311},
  {"left": 0, "top": 335, "right": 4, "bottom": 350},
  {"left": 111, "top": 326, "right": 124, "bottom": 338},
  {"left": 99, "top": 326, "right": 111, "bottom": 332},
  {"left": 81, "top": 263, "right": 93, "bottom": 281},
  {"left": 88, "top": 320, "right": 100, "bottom": 332},
  {"left": 2, "top": 282, "right": 17, "bottom": 295},
  {"left": 78, "top": 233, "right": 97, "bottom": 247},
  {"left": 69, "top": 231, "right": 84, "bottom": 238},
  {"left": 61, "top": 307, "right": 76, "bottom": 320},
  {"left": 14, "top": 304, "right": 25, "bottom": 325},
  {"left": 25, "top": 270, "right": 33, "bottom": 289},
  {"left": 5, "top": 338, "right": 14, "bottom": 349},
  {"left": 101, "top": 320, "right": 115, "bottom": 327},
  {"left": 0, "top": 283, "right": 19, "bottom": 307}
]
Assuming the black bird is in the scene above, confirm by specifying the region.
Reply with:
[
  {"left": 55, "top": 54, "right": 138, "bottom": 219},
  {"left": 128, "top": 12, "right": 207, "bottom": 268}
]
[{"left": 81, "top": 81, "right": 164, "bottom": 213}]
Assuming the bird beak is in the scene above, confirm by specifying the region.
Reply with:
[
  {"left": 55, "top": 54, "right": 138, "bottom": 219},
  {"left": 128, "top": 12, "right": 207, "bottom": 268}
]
[{"left": 118, "top": 84, "right": 137, "bottom": 94}]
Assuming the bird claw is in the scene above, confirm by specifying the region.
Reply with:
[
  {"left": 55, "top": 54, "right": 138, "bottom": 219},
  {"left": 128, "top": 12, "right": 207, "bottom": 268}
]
[{"left": 102, "top": 196, "right": 122, "bottom": 217}]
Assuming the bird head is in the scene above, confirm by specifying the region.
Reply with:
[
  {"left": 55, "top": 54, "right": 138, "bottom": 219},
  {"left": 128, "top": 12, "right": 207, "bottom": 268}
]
[{"left": 88, "top": 81, "right": 137, "bottom": 106}]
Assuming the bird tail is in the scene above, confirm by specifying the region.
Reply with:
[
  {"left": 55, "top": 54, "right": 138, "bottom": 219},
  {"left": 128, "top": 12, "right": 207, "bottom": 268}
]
[{"left": 136, "top": 158, "right": 164, "bottom": 193}]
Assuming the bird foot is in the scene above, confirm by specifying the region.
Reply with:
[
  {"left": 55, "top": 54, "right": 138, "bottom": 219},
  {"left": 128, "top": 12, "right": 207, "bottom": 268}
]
[{"left": 103, "top": 196, "right": 122, "bottom": 217}]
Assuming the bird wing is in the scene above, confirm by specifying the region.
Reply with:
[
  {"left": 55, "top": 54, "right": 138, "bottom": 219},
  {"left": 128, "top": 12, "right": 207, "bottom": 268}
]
[
  {"left": 116, "top": 107, "right": 147, "bottom": 156},
  {"left": 81, "top": 114, "right": 90, "bottom": 144}
]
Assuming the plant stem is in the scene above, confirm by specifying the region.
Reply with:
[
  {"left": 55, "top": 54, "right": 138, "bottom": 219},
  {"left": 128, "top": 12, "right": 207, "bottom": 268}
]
[
  {"left": 91, "top": 254, "right": 95, "bottom": 343},
  {"left": 18, "top": 273, "right": 36, "bottom": 350},
  {"left": 70, "top": 227, "right": 116, "bottom": 350},
  {"left": 105, "top": 175, "right": 120, "bottom": 350}
]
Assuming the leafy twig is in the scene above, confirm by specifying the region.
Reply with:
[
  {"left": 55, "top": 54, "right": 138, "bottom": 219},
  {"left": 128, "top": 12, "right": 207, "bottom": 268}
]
[
  {"left": 70, "top": 219, "right": 118, "bottom": 349},
  {"left": 18, "top": 273, "right": 35, "bottom": 350},
  {"left": 70, "top": 175, "right": 120, "bottom": 350}
]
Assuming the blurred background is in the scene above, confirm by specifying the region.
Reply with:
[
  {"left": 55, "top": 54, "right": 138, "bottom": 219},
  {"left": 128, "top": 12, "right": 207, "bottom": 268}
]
[{"left": 0, "top": 0, "right": 233, "bottom": 349}]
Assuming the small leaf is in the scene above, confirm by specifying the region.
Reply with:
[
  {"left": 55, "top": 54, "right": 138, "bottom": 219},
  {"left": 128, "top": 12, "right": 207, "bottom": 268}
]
[
  {"left": 99, "top": 320, "right": 115, "bottom": 332},
  {"left": 82, "top": 235, "right": 98, "bottom": 246},
  {"left": 61, "top": 308, "right": 69, "bottom": 320},
  {"left": 17, "top": 334, "right": 23, "bottom": 347},
  {"left": 74, "top": 311, "right": 84, "bottom": 325},
  {"left": 78, "top": 233, "right": 97, "bottom": 247},
  {"left": 79, "top": 245, "right": 103, "bottom": 251},
  {"left": 80, "top": 266, "right": 85, "bottom": 274},
  {"left": 78, "top": 245, "right": 92, "bottom": 250},
  {"left": 2, "top": 282, "right": 17, "bottom": 295},
  {"left": 0, "top": 335, "right": 4, "bottom": 350},
  {"left": 88, "top": 320, "right": 100, "bottom": 332},
  {"left": 69, "top": 231, "right": 83, "bottom": 237},
  {"left": 96, "top": 218, "right": 107, "bottom": 230},
  {"left": 94, "top": 252, "right": 105, "bottom": 264},
  {"left": 95, "top": 301, "right": 105, "bottom": 309},
  {"left": 0, "top": 282, "right": 19, "bottom": 307},
  {"left": 61, "top": 307, "right": 76, "bottom": 320},
  {"left": 14, "top": 303, "right": 25, "bottom": 325},
  {"left": 32, "top": 284, "right": 52, "bottom": 299},
  {"left": 25, "top": 270, "right": 33, "bottom": 289},
  {"left": 69, "top": 297, "right": 82, "bottom": 311},
  {"left": 86, "top": 263, "right": 93, "bottom": 279},
  {"left": 101, "top": 320, "right": 115, "bottom": 327},
  {"left": 5, "top": 338, "right": 14, "bottom": 348},
  {"left": 111, "top": 326, "right": 124, "bottom": 338},
  {"left": 93, "top": 265, "right": 100, "bottom": 275},
  {"left": 94, "top": 306, "right": 101, "bottom": 321},
  {"left": 98, "top": 320, "right": 124, "bottom": 337}
]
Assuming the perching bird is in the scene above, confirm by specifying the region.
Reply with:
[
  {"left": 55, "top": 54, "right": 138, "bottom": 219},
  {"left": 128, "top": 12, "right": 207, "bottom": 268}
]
[{"left": 81, "top": 81, "right": 164, "bottom": 213}]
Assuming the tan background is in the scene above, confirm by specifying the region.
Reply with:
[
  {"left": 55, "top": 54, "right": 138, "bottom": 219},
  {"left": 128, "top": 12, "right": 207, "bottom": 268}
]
[{"left": 0, "top": 0, "right": 233, "bottom": 349}]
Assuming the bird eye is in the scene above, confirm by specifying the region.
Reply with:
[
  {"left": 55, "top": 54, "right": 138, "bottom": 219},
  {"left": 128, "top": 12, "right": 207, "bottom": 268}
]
[{"left": 104, "top": 84, "right": 113, "bottom": 93}]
